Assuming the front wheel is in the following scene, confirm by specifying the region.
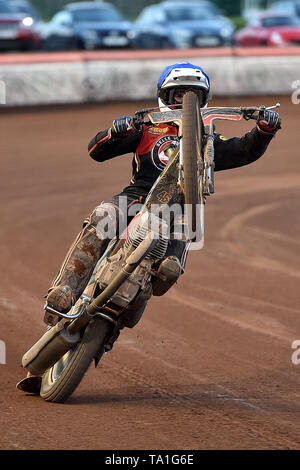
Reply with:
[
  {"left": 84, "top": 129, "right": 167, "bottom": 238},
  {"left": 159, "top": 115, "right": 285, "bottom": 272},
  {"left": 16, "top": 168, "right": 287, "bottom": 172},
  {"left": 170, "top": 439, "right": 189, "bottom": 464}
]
[
  {"left": 182, "top": 91, "right": 204, "bottom": 239},
  {"left": 40, "top": 317, "right": 113, "bottom": 403}
]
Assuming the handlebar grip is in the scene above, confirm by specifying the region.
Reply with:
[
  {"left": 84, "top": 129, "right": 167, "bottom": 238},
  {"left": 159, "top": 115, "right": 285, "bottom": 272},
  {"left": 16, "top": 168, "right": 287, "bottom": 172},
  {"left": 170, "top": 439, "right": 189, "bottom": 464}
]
[
  {"left": 133, "top": 117, "right": 152, "bottom": 129},
  {"left": 242, "top": 110, "right": 259, "bottom": 121},
  {"left": 248, "top": 113, "right": 259, "bottom": 120}
]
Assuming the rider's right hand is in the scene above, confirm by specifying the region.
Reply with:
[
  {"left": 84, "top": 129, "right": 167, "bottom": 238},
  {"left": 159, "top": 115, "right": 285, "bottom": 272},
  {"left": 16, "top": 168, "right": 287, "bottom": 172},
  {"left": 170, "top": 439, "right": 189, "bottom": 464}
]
[{"left": 111, "top": 115, "right": 134, "bottom": 137}]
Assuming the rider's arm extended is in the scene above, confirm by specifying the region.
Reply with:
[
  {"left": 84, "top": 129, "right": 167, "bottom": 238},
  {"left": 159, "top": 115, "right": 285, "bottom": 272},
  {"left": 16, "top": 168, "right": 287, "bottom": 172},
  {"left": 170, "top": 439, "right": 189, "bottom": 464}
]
[
  {"left": 88, "top": 127, "right": 143, "bottom": 162},
  {"left": 213, "top": 127, "right": 274, "bottom": 172}
]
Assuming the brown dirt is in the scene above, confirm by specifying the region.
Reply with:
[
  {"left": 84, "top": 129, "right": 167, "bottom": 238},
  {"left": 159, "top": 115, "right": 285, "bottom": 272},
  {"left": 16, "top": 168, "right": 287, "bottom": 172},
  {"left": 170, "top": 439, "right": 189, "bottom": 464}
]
[{"left": 0, "top": 96, "right": 299, "bottom": 450}]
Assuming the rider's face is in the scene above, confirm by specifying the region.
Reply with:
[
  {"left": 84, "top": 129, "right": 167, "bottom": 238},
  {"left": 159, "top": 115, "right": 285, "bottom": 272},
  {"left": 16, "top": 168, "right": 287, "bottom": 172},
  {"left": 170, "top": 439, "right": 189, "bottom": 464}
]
[{"left": 173, "top": 89, "right": 186, "bottom": 103}]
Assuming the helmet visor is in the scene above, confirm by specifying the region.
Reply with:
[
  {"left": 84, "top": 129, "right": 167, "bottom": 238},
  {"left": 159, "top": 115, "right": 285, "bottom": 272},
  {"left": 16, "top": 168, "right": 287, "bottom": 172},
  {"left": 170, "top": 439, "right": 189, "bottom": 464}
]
[{"left": 160, "top": 86, "right": 207, "bottom": 107}]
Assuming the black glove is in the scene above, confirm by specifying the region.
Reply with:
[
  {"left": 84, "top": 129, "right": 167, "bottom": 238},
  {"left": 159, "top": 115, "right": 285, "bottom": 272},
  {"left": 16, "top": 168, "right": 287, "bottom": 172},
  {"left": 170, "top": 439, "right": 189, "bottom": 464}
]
[
  {"left": 111, "top": 115, "right": 134, "bottom": 136},
  {"left": 257, "top": 109, "right": 281, "bottom": 135}
]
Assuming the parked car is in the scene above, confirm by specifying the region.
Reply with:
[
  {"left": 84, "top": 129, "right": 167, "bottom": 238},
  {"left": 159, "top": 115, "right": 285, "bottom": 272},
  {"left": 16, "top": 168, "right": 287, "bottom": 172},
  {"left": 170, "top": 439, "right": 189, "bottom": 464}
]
[
  {"left": 10, "top": 0, "right": 44, "bottom": 38},
  {"left": 234, "top": 12, "right": 300, "bottom": 46},
  {"left": 0, "top": 0, "right": 41, "bottom": 51},
  {"left": 10, "top": 0, "right": 41, "bottom": 21},
  {"left": 271, "top": 1, "right": 300, "bottom": 18},
  {"left": 42, "top": 1, "right": 133, "bottom": 51},
  {"left": 131, "top": 1, "right": 234, "bottom": 49}
]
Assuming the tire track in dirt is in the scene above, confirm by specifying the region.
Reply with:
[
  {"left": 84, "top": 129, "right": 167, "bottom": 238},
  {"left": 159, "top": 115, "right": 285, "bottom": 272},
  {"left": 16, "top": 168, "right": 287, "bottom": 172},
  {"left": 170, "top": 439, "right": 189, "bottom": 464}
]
[
  {"left": 104, "top": 354, "right": 299, "bottom": 449},
  {"left": 171, "top": 291, "right": 295, "bottom": 343},
  {"left": 219, "top": 200, "right": 300, "bottom": 279}
]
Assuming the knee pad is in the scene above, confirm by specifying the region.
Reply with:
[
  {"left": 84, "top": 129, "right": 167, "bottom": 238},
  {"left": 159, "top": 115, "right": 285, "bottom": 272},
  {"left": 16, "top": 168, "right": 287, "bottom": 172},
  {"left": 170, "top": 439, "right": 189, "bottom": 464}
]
[
  {"left": 84, "top": 201, "right": 121, "bottom": 240},
  {"left": 152, "top": 256, "right": 181, "bottom": 296}
]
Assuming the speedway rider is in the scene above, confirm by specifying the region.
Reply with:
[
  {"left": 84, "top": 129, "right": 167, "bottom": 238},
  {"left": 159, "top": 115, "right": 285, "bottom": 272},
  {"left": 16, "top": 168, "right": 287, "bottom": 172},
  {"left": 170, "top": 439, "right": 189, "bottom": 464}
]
[{"left": 44, "top": 62, "right": 281, "bottom": 324}]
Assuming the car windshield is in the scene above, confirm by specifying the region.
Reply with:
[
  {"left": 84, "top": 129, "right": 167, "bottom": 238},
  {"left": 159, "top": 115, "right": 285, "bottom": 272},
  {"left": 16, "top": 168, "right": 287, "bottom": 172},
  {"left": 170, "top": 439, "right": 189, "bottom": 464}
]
[
  {"left": 13, "top": 4, "right": 37, "bottom": 16},
  {"left": 0, "top": 3, "right": 17, "bottom": 13},
  {"left": 72, "top": 8, "right": 123, "bottom": 22},
  {"left": 165, "top": 7, "right": 214, "bottom": 21},
  {"left": 262, "top": 16, "right": 300, "bottom": 27},
  {"left": 274, "top": 1, "right": 300, "bottom": 16}
]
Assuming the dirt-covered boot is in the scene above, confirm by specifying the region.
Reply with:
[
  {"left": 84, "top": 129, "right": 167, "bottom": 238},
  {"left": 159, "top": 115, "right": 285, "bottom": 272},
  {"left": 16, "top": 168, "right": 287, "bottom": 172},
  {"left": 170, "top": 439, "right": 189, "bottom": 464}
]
[{"left": 43, "top": 285, "right": 76, "bottom": 326}]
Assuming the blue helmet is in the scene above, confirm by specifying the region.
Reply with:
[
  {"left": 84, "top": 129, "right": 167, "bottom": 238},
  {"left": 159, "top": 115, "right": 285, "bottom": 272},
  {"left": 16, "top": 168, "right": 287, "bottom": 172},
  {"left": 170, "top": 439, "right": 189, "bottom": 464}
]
[{"left": 157, "top": 62, "right": 210, "bottom": 108}]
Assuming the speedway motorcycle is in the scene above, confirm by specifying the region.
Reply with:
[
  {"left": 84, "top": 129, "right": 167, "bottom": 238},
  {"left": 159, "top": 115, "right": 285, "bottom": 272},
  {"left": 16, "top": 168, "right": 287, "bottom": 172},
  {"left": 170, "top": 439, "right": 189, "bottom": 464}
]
[{"left": 20, "top": 92, "right": 280, "bottom": 403}]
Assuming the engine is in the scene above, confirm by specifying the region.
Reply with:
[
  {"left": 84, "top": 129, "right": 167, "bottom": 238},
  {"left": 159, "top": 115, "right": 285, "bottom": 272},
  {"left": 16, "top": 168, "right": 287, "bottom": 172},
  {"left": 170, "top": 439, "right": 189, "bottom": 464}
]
[{"left": 95, "top": 211, "right": 169, "bottom": 311}]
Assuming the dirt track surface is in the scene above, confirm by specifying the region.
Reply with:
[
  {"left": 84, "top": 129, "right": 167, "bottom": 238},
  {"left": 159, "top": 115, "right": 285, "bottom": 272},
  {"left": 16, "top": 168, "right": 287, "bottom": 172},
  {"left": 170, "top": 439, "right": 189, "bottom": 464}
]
[{"left": 0, "top": 96, "right": 300, "bottom": 450}]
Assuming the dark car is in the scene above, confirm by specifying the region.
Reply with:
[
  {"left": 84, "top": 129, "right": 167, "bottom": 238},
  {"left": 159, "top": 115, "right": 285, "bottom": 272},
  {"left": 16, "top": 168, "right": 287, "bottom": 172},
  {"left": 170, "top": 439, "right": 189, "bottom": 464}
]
[
  {"left": 0, "top": 0, "right": 41, "bottom": 51},
  {"left": 43, "top": 1, "right": 133, "bottom": 50},
  {"left": 131, "top": 1, "right": 234, "bottom": 49}
]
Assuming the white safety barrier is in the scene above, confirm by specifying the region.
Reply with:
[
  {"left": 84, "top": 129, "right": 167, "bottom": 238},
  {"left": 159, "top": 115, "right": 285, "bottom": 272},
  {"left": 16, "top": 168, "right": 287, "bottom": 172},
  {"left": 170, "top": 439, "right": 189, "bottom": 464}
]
[
  {"left": 0, "top": 54, "right": 299, "bottom": 106},
  {"left": 0, "top": 62, "right": 87, "bottom": 106}
]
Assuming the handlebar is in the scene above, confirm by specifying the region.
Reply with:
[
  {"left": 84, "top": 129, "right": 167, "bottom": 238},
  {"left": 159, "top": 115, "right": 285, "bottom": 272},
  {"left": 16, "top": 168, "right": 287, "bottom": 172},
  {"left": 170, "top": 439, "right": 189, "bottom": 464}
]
[
  {"left": 132, "top": 105, "right": 162, "bottom": 128},
  {"left": 132, "top": 102, "right": 281, "bottom": 127},
  {"left": 241, "top": 102, "right": 280, "bottom": 121}
]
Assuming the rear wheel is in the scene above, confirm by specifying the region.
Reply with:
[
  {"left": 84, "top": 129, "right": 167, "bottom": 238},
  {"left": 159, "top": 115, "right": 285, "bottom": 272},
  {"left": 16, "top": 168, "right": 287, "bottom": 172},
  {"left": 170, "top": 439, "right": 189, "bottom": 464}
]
[
  {"left": 40, "top": 317, "right": 113, "bottom": 403},
  {"left": 182, "top": 91, "right": 203, "bottom": 239}
]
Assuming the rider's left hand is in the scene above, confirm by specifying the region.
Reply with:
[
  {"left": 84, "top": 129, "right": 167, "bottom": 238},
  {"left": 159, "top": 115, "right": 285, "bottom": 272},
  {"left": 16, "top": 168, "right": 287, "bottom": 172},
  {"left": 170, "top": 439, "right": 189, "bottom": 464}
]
[
  {"left": 256, "top": 109, "right": 281, "bottom": 135},
  {"left": 111, "top": 115, "right": 134, "bottom": 137}
]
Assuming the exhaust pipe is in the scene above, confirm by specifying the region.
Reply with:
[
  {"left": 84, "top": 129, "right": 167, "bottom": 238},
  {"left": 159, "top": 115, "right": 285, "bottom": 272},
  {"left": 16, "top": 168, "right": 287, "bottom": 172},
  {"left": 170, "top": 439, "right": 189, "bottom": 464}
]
[{"left": 22, "top": 322, "right": 81, "bottom": 376}]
